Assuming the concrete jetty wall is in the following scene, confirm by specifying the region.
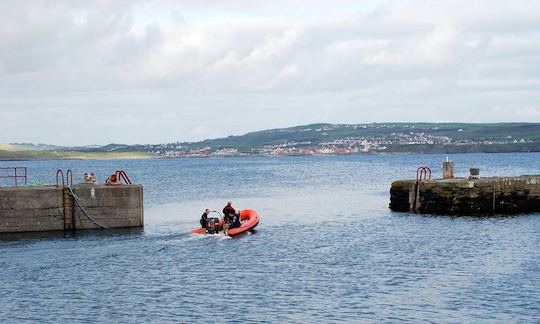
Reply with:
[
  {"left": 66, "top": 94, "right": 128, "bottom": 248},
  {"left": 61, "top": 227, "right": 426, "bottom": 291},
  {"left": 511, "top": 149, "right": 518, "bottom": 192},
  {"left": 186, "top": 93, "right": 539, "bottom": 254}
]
[
  {"left": 0, "top": 184, "right": 143, "bottom": 233},
  {"left": 390, "top": 176, "right": 540, "bottom": 215},
  {"left": 0, "top": 186, "right": 64, "bottom": 232},
  {"left": 72, "top": 184, "right": 144, "bottom": 230}
]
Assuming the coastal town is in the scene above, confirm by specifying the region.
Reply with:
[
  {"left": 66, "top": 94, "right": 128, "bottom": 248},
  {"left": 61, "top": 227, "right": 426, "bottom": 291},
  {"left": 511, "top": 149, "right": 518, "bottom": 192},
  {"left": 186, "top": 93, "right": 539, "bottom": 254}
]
[
  {"left": 144, "top": 123, "right": 536, "bottom": 157},
  {"left": 2, "top": 123, "right": 537, "bottom": 160}
]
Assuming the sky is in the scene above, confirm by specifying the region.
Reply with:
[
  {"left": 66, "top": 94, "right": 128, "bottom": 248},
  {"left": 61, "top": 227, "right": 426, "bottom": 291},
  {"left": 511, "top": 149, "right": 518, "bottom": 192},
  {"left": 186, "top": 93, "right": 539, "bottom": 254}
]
[{"left": 1, "top": 0, "right": 539, "bottom": 146}]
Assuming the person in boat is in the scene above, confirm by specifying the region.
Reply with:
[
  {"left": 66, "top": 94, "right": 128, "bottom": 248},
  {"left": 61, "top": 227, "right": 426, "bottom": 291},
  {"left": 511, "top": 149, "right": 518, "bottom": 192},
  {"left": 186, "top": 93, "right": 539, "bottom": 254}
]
[
  {"left": 200, "top": 209, "right": 210, "bottom": 229},
  {"left": 223, "top": 201, "right": 240, "bottom": 229}
]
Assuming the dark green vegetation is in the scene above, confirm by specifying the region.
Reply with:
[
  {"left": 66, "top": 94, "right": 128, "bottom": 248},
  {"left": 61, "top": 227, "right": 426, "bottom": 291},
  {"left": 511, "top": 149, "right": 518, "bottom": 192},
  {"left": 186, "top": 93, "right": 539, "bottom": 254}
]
[{"left": 2, "top": 122, "right": 540, "bottom": 159}]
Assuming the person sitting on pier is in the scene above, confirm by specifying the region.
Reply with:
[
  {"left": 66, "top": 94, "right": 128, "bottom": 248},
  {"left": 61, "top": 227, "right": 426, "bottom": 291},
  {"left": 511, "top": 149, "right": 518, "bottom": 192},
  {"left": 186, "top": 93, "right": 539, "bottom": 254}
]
[
  {"left": 223, "top": 201, "right": 240, "bottom": 229},
  {"left": 200, "top": 209, "right": 210, "bottom": 230}
]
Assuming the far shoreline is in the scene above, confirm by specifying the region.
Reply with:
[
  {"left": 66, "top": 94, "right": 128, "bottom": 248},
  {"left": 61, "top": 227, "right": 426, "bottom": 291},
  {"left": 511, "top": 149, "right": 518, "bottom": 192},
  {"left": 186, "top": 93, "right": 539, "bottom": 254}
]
[{"left": 1, "top": 150, "right": 539, "bottom": 162}]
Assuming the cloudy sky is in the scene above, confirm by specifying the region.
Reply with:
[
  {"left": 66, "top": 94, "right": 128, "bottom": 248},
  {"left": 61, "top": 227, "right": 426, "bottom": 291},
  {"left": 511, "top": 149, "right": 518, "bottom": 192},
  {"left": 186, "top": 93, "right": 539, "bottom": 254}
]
[{"left": 1, "top": 0, "right": 539, "bottom": 145}]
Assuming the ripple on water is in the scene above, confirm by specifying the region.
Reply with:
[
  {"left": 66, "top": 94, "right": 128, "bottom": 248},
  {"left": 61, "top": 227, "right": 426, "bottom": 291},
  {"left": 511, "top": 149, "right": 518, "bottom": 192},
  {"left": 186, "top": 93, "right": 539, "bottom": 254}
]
[{"left": 1, "top": 154, "right": 540, "bottom": 322}]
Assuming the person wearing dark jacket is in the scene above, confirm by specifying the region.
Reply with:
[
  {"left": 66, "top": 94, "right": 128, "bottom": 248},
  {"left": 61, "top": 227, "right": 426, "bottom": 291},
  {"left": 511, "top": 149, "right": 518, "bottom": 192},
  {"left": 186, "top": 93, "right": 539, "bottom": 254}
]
[
  {"left": 223, "top": 202, "right": 240, "bottom": 229},
  {"left": 200, "top": 209, "right": 210, "bottom": 229},
  {"left": 223, "top": 201, "right": 235, "bottom": 216}
]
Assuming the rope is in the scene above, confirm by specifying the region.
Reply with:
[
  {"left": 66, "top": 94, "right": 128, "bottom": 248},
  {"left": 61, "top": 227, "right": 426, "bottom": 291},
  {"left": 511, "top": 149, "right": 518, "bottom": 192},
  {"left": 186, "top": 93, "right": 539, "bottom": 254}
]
[
  {"left": 67, "top": 187, "right": 108, "bottom": 229},
  {"left": 412, "top": 181, "right": 420, "bottom": 212}
]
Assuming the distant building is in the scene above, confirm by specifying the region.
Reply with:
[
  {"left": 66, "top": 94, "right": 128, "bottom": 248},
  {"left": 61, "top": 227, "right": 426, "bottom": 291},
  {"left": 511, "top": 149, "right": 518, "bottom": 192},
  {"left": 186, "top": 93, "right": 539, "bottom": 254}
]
[{"left": 362, "top": 139, "right": 369, "bottom": 152}]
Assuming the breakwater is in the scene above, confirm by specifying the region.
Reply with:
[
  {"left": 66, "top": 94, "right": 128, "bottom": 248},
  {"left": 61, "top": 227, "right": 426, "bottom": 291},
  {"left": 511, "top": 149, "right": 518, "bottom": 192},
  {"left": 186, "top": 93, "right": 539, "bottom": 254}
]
[
  {"left": 0, "top": 184, "right": 143, "bottom": 233},
  {"left": 390, "top": 176, "right": 540, "bottom": 215}
]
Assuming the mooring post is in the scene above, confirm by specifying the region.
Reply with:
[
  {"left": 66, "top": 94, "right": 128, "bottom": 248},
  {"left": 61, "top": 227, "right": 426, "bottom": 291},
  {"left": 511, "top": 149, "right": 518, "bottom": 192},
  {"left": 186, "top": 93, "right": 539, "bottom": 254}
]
[
  {"left": 63, "top": 188, "right": 74, "bottom": 232},
  {"left": 443, "top": 161, "right": 454, "bottom": 179}
]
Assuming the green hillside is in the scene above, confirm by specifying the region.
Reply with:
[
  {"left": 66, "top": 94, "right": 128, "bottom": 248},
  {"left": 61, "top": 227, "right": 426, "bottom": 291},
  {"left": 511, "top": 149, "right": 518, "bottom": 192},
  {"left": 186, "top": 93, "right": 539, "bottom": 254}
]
[
  {"left": 2, "top": 122, "right": 540, "bottom": 159},
  {"left": 188, "top": 122, "right": 540, "bottom": 151}
]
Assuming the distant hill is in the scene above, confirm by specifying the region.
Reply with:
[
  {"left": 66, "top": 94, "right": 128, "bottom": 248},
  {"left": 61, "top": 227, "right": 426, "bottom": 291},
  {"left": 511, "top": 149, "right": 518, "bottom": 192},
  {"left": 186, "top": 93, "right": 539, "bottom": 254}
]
[
  {"left": 2, "top": 123, "right": 540, "bottom": 159},
  {"left": 188, "top": 122, "right": 540, "bottom": 150}
]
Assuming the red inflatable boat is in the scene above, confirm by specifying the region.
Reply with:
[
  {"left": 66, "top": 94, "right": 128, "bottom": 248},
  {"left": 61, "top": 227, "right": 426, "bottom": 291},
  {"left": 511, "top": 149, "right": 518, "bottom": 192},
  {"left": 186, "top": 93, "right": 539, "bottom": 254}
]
[{"left": 190, "top": 209, "right": 260, "bottom": 236}]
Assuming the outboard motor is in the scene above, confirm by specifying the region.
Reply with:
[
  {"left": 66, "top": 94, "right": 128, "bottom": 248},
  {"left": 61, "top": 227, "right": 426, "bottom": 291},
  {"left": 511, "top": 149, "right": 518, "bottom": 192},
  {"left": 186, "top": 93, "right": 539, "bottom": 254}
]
[{"left": 206, "top": 217, "right": 220, "bottom": 234}]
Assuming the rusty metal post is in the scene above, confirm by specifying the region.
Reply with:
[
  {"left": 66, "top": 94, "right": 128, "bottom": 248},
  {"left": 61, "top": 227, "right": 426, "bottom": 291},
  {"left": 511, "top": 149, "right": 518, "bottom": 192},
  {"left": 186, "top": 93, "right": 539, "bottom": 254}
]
[{"left": 63, "top": 188, "right": 74, "bottom": 232}]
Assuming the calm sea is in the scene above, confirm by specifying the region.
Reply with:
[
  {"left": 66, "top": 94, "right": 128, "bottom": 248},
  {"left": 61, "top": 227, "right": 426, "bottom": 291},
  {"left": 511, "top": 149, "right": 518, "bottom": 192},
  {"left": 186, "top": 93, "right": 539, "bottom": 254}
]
[{"left": 1, "top": 153, "right": 540, "bottom": 323}]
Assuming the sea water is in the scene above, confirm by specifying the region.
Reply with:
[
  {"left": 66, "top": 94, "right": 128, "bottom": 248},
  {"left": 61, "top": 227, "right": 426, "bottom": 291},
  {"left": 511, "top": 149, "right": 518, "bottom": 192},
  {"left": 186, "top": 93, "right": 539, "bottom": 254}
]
[{"left": 1, "top": 153, "right": 540, "bottom": 322}]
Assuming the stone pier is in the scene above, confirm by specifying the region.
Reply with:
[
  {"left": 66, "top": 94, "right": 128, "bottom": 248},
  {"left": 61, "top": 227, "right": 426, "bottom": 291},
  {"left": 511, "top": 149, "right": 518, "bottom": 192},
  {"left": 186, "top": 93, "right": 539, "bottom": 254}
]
[
  {"left": 390, "top": 176, "right": 540, "bottom": 215},
  {"left": 0, "top": 184, "right": 144, "bottom": 233}
]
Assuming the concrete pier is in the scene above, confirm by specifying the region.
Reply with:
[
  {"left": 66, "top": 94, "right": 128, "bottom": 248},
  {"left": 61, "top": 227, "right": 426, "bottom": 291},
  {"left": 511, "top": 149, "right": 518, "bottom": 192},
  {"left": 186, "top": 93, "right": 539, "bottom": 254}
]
[
  {"left": 390, "top": 176, "right": 540, "bottom": 215},
  {"left": 0, "top": 184, "right": 143, "bottom": 233}
]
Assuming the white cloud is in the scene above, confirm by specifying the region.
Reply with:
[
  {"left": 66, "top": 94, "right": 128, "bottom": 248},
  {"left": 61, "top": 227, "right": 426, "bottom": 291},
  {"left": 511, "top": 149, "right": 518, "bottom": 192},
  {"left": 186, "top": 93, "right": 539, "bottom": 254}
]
[
  {"left": 0, "top": 0, "right": 539, "bottom": 145},
  {"left": 362, "top": 23, "right": 459, "bottom": 65},
  {"left": 515, "top": 107, "right": 540, "bottom": 118}
]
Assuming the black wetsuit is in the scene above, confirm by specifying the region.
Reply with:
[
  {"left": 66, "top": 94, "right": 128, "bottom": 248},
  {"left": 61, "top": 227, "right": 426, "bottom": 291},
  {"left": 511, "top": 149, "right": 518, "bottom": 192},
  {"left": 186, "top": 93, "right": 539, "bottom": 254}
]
[
  {"left": 200, "top": 212, "right": 208, "bottom": 228},
  {"left": 230, "top": 214, "right": 240, "bottom": 229}
]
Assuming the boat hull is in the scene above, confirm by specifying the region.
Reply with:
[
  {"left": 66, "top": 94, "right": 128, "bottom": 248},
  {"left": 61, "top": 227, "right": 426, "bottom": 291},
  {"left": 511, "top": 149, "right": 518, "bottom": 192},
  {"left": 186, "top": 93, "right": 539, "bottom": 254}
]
[
  {"left": 190, "top": 209, "right": 259, "bottom": 236},
  {"left": 190, "top": 218, "right": 223, "bottom": 235},
  {"left": 227, "top": 209, "right": 260, "bottom": 236}
]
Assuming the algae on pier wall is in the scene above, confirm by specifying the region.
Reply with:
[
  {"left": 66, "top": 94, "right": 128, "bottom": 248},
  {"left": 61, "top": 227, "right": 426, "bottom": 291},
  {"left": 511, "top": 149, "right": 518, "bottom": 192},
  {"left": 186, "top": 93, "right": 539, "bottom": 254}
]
[{"left": 390, "top": 176, "right": 540, "bottom": 215}]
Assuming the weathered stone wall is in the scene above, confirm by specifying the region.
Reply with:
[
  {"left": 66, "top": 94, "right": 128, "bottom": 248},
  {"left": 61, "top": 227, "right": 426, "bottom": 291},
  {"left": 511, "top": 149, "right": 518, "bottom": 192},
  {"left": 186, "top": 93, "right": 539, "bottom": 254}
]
[
  {"left": 0, "top": 184, "right": 144, "bottom": 233},
  {"left": 0, "top": 186, "right": 64, "bottom": 232},
  {"left": 389, "top": 181, "right": 415, "bottom": 212},
  {"left": 390, "top": 176, "right": 540, "bottom": 215}
]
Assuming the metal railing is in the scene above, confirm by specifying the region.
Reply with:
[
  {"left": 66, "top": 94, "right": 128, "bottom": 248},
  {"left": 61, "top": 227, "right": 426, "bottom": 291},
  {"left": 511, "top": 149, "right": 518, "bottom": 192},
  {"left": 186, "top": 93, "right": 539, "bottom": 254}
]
[
  {"left": 56, "top": 169, "right": 73, "bottom": 188},
  {"left": 116, "top": 170, "right": 132, "bottom": 185},
  {"left": 416, "top": 166, "right": 432, "bottom": 182},
  {"left": 0, "top": 167, "right": 28, "bottom": 186}
]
